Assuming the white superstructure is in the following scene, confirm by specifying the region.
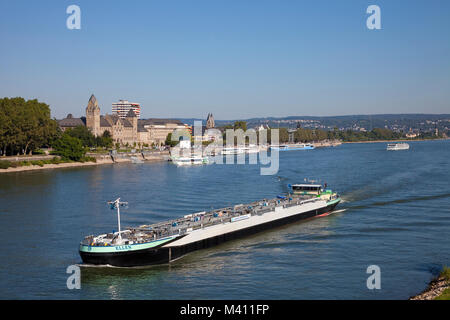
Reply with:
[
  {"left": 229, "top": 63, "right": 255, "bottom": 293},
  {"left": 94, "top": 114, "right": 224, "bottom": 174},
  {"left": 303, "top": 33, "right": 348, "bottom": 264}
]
[
  {"left": 171, "top": 155, "right": 209, "bottom": 166},
  {"left": 387, "top": 143, "right": 410, "bottom": 151},
  {"left": 221, "top": 147, "right": 245, "bottom": 155},
  {"left": 164, "top": 197, "right": 333, "bottom": 248}
]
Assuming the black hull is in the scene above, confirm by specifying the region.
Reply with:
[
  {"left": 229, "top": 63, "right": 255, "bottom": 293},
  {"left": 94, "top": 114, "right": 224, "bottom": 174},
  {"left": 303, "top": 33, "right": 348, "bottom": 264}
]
[{"left": 80, "top": 201, "right": 339, "bottom": 267}]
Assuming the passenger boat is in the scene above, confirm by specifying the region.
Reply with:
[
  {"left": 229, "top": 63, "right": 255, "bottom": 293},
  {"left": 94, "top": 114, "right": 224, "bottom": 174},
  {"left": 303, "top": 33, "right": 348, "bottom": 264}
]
[
  {"left": 387, "top": 143, "right": 410, "bottom": 151},
  {"left": 170, "top": 155, "right": 209, "bottom": 166},
  {"left": 270, "top": 144, "right": 315, "bottom": 151},
  {"left": 221, "top": 147, "right": 245, "bottom": 155},
  {"left": 79, "top": 182, "right": 341, "bottom": 267},
  {"left": 242, "top": 145, "right": 260, "bottom": 154},
  {"left": 221, "top": 146, "right": 261, "bottom": 154}
]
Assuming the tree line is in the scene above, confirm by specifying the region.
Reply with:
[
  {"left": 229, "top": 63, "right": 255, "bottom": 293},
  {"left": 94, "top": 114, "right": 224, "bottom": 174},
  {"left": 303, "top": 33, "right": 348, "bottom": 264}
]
[
  {"left": 259, "top": 127, "right": 404, "bottom": 143},
  {"left": 0, "top": 97, "right": 59, "bottom": 156},
  {"left": 218, "top": 122, "right": 413, "bottom": 144},
  {"left": 1, "top": 97, "right": 432, "bottom": 160},
  {"left": 0, "top": 97, "right": 112, "bottom": 160}
]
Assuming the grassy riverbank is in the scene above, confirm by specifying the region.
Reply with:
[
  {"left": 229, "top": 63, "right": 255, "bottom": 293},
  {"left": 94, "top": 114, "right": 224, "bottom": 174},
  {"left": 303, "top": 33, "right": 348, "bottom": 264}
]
[
  {"left": 0, "top": 153, "right": 168, "bottom": 173},
  {"left": 435, "top": 267, "right": 450, "bottom": 300},
  {"left": 0, "top": 156, "right": 106, "bottom": 173},
  {"left": 0, "top": 156, "right": 96, "bottom": 169},
  {"left": 410, "top": 266, "right": 450, "bottom": 300}
]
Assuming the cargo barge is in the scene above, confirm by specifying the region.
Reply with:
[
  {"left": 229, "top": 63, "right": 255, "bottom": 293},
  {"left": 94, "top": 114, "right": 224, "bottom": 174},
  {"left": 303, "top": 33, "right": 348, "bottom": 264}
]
[{"left": 79, "top": 183, "right": 340, "bottom": 267}]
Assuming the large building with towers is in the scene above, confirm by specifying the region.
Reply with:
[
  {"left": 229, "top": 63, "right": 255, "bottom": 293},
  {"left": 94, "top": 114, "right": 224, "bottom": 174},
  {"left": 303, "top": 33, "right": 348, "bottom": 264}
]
[{"left": 58, "top": 94, "right": 187, "bottom": 146}]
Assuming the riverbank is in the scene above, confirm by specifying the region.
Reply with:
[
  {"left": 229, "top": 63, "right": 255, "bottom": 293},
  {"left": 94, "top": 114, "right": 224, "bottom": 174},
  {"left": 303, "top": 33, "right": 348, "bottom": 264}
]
[
  {"left": 0, "top": 152, "right": 168, "bottom": 173},
  {"left": 410, "top": 267, "right": 450, "bottom": 300},
  {"left": 342, "top": 138, "right": 449, "bottom": 144},
  {"left": 0, "top": 159, "right": 112, "bottom": 173}
]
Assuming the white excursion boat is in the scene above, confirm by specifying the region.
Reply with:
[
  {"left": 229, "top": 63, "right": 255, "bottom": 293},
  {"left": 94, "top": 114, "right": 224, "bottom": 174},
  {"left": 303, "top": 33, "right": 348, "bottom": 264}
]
[
  {"left": 270, "top": 144, "right": 315, "bottom": 151},
  {"left": 387, "top": 143, "right": 410, "bottom": 151},
  {"left": 243, "top": 145, "right": 261, "bottom": 154},
  {"left": 169, "top": 139, "right": 209, "bottom": 166},
  {"left": 221, "top": 145, "right": 261, "bottom": 155},
  {"left": 171, "top": 155, "right": 209, "bottom": 166},
  {"left": 221, "top": 147, "right": 245, "bottom": 155}
]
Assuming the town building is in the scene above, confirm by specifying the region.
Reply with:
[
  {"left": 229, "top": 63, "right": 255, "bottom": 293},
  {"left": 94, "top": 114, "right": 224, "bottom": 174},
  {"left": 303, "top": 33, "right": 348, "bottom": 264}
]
[
  {"left": 256, "top": 124, "right": 270, "bottom": 132},
  {"left": 138, "top": 118, "right": 187, "bottom": 146},
  {"left": 192, "top": 113, "right": 222, "bottom": 142},
  {"left": 112, "top": 100, "right": 141, "bottom": 119},
  {"left": 57, "top": 114, "right": 86, "bottom": 132},
  {"left": 406, "top": 132, "right": 419, "bottom": 138},
  {"left": 206, "top": 113, "right": 215, "bottom": 129},
  {"left": 58, "top": 94, "right": 187, "bottom": 147}
]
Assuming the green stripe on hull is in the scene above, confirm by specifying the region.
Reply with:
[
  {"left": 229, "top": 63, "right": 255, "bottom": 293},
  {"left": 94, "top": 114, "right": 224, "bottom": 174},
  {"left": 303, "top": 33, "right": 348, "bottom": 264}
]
[
  {"left": 79, "top": 236, "right": 176, "bottom": 253},
  {"left": 326, "top": 198, "right": 341, "bottom": 206}
]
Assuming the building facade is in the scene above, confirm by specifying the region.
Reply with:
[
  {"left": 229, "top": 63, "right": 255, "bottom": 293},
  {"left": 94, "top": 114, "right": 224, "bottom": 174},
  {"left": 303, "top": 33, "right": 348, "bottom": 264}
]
[
  {"left": 191, "top": 113, "right": 223, "bottom": 142},
  {"left": 206, "top": 113, "right": 215, "bottom": 129},
  {"left": 112, "top": 99, "right": 141, "bottom": 119},
  {"left": 58, "top": 94, "right": 187, "bottom": 147},
  {"left": 57, "top": 114, "right": 86, "bottom": 132}
]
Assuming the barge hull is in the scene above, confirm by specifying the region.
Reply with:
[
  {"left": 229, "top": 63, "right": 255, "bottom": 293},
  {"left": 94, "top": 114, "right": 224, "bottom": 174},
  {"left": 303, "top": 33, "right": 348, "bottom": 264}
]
[
  {"left": 79, "top": 201, "right": 338, "bottom": 267},
  {"left": 170, "top": 201, "right": 338, "bottom": 262}
]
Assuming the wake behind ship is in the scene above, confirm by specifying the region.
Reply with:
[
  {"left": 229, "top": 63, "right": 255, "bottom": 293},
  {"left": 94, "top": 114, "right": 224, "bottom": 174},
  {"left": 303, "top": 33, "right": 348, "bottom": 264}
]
[{"left": 79, "top": 183, "right": 341, "bottom": 267}]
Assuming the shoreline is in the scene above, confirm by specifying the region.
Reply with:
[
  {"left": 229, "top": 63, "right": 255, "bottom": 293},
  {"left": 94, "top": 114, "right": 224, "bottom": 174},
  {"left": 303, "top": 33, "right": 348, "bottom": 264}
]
[
  {"left": 1, "top": 138, "right": 447, "bottom": 173},
  {"left": 342, "top": 138, "right": 449, "bottom": 144},
  {"left": 410, "top": 276, "right": 450, "bottom": 300},
  {"left": 0, "top": 157, "right": 165, "bottom": 173}
]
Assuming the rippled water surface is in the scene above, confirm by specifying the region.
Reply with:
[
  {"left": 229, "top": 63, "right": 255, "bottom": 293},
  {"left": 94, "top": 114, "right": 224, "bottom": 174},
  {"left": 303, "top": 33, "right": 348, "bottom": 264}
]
[{"left": 0, "top": 140, "right": 449, "bottom": 299}]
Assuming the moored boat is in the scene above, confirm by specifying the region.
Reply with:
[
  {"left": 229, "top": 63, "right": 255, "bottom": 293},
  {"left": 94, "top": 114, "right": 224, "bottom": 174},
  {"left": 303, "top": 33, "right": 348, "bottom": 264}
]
[
  {"left": 387, "top": 143, "right": 410, "bottom": 151},
  {"left": 221, "top": 147, "right": 245, "bottom": 155},
  {"left": 270, "top": 144, "right": 315, "bottom": 151},
  {"left": 171, "top": 155, "right": 209, "bottom": 166}
]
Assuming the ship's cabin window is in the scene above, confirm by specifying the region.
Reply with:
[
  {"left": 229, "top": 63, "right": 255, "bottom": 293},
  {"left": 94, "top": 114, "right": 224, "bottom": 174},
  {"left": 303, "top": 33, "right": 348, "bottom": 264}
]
[{"left": 292, "top": 185, "right": 322, "bottom": 193}]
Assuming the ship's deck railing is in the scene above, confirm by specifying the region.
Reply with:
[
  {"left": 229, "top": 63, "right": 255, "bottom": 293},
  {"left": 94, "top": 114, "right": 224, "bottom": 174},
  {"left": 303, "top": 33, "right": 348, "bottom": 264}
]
[
  {"left": 144, "top": 196, "right": 322, "bottom": 238},
  {"left": 84, "top": 194, "right": 330, "bottom": 246}
]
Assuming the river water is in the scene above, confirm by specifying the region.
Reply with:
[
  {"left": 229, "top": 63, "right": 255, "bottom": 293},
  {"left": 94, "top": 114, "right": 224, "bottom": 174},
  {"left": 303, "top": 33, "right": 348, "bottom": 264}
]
[{"left": 0, "top": 140, "right": 449, "bottom": 299}]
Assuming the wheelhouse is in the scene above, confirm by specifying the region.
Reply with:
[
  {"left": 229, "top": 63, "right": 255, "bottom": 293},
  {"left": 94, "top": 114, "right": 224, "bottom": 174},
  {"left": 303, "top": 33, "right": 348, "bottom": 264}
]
[{"left": 291, "top": 184, "right": 323, "bottom": 195}]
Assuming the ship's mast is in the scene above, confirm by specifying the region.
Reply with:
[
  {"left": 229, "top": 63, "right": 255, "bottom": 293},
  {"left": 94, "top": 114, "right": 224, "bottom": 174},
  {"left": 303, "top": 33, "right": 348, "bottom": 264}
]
[{"left": 108, "top": 198, "right": 128, "bottom": 240}]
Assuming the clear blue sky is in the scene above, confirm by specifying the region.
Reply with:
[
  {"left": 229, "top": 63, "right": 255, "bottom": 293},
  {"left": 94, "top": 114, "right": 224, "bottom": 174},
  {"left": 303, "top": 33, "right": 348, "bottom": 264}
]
[{"left": 0, "top": 0, "right": 449, "bottom": 119}]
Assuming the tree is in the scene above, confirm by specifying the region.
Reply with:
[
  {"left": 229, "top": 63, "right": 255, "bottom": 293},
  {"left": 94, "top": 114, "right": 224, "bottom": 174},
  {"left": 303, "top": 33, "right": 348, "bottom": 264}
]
[
  {"left": 96, "top": 130, "right": 113, "bottom": 149},
  {"left": 52, "top": 133, "right": 85, "bottom": 161},
  {"left": 233, "top": 121, "right": 247, "bottom": 131},
  {"left": 0, "top": 97, "right": 59, "bottom": 155},
  {"left": 165, "top": 132, "right": 178, "bottom": 147},
  {"left": 278, "top": 128, "right": 289, "bottom": 143},
  {"left": 65, "top": 125, "right": 96, "bottom": 147}
]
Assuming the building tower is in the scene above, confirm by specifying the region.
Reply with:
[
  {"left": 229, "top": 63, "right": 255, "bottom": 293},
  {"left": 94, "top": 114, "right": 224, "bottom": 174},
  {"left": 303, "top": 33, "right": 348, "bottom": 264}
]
[
  {"left": 86, "top": 94, "right": 101, "bottom": 136},
  {"left": 126, "top": 109, "right": 138, "bottom": 142},
  {"left": 206, "top": 113, "right": 215, "bottom": 129}
]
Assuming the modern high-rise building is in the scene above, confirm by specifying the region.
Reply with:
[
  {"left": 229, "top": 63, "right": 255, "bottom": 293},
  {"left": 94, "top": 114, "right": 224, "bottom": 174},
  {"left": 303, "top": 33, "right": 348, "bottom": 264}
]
[{"left": 112, "top": 100, "right": 141, "bottom": 119}]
